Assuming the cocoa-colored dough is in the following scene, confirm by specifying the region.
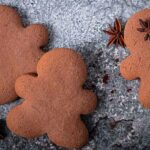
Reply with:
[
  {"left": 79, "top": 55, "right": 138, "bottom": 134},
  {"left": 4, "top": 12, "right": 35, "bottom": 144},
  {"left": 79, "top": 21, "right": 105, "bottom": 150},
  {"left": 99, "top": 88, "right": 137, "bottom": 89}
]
[
  {"left": 120, "top": 9, "right": 150, "bottom": 108},
  {"left": 0, "top": 5, "right": 48, "bottom": 104},
  {"left": 7, "top": 48, "right": 97, "bottom": 149}
]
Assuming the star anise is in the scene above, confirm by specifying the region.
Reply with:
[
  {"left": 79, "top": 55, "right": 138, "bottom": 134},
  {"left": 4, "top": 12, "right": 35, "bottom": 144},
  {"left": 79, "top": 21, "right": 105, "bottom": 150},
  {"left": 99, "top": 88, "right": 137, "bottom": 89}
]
[
  {"left": 103, "top": 18, "right": 126, "bottom": 48},
  {"left": 137, "top": 18, "right": 150, "bottom": 41}
]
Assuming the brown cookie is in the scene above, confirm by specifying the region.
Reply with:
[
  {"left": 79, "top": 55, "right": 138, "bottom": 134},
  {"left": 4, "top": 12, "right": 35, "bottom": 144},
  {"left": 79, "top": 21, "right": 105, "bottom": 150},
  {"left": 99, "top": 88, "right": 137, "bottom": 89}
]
[
  {"left": 120, "top": 9, "right": 150, "bottom": 108},
  {"left": 7, "top": 48, "right": 97, "bottom": 149},
  {"left": 0, "top": 5, "right": 48, "bottom": 104}
]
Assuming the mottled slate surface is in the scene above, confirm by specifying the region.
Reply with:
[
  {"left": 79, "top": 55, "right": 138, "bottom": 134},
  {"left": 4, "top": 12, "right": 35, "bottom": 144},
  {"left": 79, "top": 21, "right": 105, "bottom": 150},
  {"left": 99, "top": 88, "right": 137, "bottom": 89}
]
[{"left": 0, "top": 0, "right": 150, "bottom": 150}]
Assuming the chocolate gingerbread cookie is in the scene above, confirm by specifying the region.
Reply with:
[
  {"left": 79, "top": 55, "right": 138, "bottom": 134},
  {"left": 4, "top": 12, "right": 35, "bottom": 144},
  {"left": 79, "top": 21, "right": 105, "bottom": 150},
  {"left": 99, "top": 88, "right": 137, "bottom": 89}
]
[
  {"left": 0, "top": 5, "right": 48, "bottom": 104},
  {"left": 7, "top": 48, "right": 97, "bottom": 148}
]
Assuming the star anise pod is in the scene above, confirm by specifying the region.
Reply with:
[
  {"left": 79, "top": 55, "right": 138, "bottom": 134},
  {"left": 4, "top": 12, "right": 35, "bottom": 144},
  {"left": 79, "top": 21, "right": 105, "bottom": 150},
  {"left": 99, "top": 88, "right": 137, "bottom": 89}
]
[
  {"left": 103, "top": 18, "right": 126, "bottom": 48},
  {"left": 137, "top": 18, "right": 150, "bottom": 41}
]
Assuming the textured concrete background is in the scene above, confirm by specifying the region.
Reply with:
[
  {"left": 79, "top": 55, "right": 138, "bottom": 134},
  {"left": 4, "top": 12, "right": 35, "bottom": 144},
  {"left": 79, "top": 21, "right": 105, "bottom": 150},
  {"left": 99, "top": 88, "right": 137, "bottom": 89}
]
[{"left": 0, "top": 0, "right": 149, "bottom": 150}]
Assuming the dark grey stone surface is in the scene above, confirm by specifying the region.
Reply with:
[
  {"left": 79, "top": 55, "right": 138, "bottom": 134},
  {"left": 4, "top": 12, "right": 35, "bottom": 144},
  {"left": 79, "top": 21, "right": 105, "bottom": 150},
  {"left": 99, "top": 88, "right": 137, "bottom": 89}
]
[{"left": 0, "top": 0, "right": 150, "bottom": 149}]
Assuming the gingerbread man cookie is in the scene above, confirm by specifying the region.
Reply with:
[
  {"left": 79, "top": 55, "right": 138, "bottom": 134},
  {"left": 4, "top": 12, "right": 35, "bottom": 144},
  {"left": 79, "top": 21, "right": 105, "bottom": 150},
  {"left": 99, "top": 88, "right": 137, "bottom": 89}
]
[
  {"left": 120, "top": 9, "right": 150, "bottom": 108},
  {"left": 0, "top": 5, "right": 48, "bottom": 104},
  {"left": 7, "top": 48, "right": 97, "bottom": 148}
]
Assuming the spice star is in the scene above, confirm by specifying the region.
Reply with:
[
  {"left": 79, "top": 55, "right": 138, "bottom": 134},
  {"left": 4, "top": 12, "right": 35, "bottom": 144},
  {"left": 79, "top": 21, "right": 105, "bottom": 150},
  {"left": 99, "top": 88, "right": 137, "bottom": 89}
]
[
  {"left": 103, "top": 18, "right": 126, "bottom": 48},
  {"left": 137, "top": 18, "right": 150, "bottom": 41}
]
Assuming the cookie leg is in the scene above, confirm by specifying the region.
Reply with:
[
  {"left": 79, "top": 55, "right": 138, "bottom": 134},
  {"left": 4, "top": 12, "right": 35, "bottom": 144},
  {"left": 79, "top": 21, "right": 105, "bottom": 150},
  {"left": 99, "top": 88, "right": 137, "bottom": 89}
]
[
  {"left": 0, "top": 78, "right": 17, "bottom": 104},
  {"left": 7, "top": 101, "right": 44, "bottom": 138},
  {"left": 120, "top": 55, "right": 139, "bottom": 80},
  {"left": 138, "top": 79, "right": 150, "bottom": 108},
  {"left": 47, "top": 117, "right": 88, "bottom": 149}
]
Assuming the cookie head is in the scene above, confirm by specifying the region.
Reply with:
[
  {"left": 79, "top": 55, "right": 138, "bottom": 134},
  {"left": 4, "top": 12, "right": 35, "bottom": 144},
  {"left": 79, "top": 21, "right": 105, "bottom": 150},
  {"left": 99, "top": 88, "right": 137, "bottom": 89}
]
[
  {"left": 37, "top": 48, "right": 87, "bottom": 88},
  {"left": 124, "top": 9, "right": 150, "bottom": 52},
  {"left": 0, "top": 5, "right": 48, "bottom": 104},
  {"left": 7, "top": 48, "right": 97, "bottom": 149}
]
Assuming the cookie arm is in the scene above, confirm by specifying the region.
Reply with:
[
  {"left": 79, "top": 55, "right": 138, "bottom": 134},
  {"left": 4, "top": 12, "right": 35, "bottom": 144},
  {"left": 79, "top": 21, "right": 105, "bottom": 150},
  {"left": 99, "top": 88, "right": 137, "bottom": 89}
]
[
  {"left": 24, "top": 24, "right": 48, "bottom": 47},
  {"left": 15, "top": 74, "right": 37, "bottom": 98},
  {"left": 120, "top": 55, "right": 139, "bottom": 80},
  {"left": 79, "top": 90, "right": 97, "bottom": 114}
]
